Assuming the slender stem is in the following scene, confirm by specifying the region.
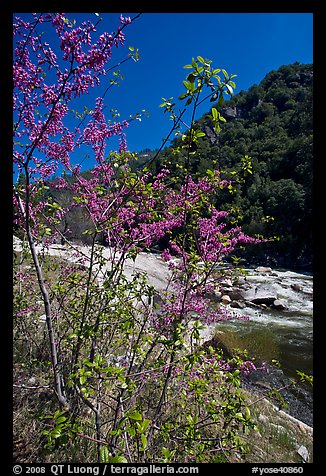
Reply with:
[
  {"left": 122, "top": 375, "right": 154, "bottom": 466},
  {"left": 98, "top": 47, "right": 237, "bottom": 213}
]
[
  {"left": 74, "top": 232, "right": 98, "bottom": 369},
  {"left": 147, "top": 351, "right": 176, "bottom": 447},
  {"left": 76, "top": 433, "right": 107, "bottom": 446},
  {"left": 15, "top": 192, "right": 68, "bottom": 409},
  {"left": 95, "top": 379, "right": 102, "bottom": 462}
]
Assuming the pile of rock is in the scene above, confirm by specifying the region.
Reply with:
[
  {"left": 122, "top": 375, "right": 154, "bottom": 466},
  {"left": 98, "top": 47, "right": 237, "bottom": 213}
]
[{"left": 211, "top": 267, "right": 289, "bottom": 311}]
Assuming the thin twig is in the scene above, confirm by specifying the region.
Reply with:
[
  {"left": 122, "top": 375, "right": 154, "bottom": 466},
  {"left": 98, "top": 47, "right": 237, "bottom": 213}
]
[
  {"left": 13, "top": 384, "right": 51, "bottom": 390},
  {"left": 76, "top": 433, "right": 107, "bottom": 447},
  {"left": 247, "top": 382, "right": 295, "bottom": 407}
]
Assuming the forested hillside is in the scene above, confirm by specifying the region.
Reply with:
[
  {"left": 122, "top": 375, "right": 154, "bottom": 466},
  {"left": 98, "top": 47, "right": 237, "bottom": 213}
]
[
  {"left": 26, "top": 63, "right": 312, "bottom": 271},
  {"left": 147, "top": 62, "right": 312, "bottom": 270}
]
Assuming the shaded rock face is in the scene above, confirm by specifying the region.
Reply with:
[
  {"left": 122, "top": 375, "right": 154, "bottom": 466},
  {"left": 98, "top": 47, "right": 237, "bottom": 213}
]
[
  {"left": 223, "top": 106, "right": 238, "bottom": 119},
  {"left": 291, "top": 283, "right": 303, "bottom": 292},
  {"left": 228, "top": 287, "right": 246, "bottom": 301},
  {"left": 242, "top": 366, "right": 313, "bottom": 427},
  {"left": 204, "top": 125, "right": 219, "bottom": 144}
]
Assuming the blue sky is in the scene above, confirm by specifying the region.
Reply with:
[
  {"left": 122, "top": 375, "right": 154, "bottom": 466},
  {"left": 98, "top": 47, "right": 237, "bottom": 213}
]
[
  {"left": 88, "top": 12, "right": 313, "bottom": 153},
  {"left": 14, "top": 12, "right": 313, "bottom": 172}
]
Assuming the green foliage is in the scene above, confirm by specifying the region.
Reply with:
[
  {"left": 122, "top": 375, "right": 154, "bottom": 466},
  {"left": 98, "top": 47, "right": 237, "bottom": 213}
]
[
  {"left": 296, "top": 371, "right": 313, "bottom": 386},
  {"left": 100, "top": 447, "right": 128, "bottom": 463},
  {"left": 150, "top": 63, "right": 313, "bottom": 270},
  {"left": 46, "top": 63, "right": 312, "bottom": 269},
  {"left": 14, "top": 43, "right": 313, "bottom": 466},
  {"left": 41, "top": 410, "right": 82, "bottom": 450},
  {"left": 13, "top": 53, "right": 263, "bottom": 463},
  {"left": 179, "top": 56, "right": 236, "bottom": 109}
]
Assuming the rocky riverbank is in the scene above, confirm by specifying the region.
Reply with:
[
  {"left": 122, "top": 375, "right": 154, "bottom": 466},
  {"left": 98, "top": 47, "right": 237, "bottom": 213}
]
[
  {"left": 14, "top": 237, "right": 313, "bottom": 426},
  {"left": 203, "top": 265, "right": 313, "bottom": 427},
  {"left": 209, "top": 265, "right": 313, "bottom": 314}
]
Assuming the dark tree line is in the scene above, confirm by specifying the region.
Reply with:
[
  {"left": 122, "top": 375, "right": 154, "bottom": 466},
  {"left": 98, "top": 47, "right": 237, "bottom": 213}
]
[{"left": 146, "top": 62, "right": 313, "bottom": 271}]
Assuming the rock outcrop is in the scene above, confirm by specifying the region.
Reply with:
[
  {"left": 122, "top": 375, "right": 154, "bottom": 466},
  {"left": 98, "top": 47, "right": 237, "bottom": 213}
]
[{"left": 211, "top": 267, "right": 312, "bottom": 314}]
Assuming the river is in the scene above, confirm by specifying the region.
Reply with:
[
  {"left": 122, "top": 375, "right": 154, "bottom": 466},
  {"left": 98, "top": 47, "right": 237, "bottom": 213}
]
[
  {"left": 15, "top": 238, "right": 313, "bottom": 380},
  {"left": 208, "top": 267, "right": 313, "bottom": 426},
  {"left": 14, "top": 238, "right": 313, "bottom": 424},
  {"left": 223, "top": 268, "right": 313, "bottom": 379}
]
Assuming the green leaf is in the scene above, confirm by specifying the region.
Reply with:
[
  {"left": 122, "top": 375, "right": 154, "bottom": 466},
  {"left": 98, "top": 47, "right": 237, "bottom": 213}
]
[
  {"left": 55, "top": 416, "right": 67, "bottom": 424},
  {"left": 141, "top": 419, "right": 151, "bottom": 431},
  {"left": 110, "top": 456, "right": 128, "bottom": 463},
  {"left": 51, "top": 428, "right": 62, "bottom": 439},
  {"left": 211, "top": 107, "right": 218, "bottom": 120},
  {"left": 141, "top": 434, "right": 148, "bottom": 450},
  {"left": 100, "top": 446, "right": 110, "bottom": 463},
  {"left": 183, "top": 80, "right": 190, "bottom": 89},
  {"left": 129, "top": 411, "right": 142, "bottom": 421},
  {"left": 194, "top": 131, "right": 205, "bottom": 138},
  {"left": 183, "top": 80, "right": 195, "bottom": 92},
  {"left": 197, "top": 55, "right": 205, "bottom": 64},
  {"left": 128, "top": 427, "right": 136, "bottom": 437}
]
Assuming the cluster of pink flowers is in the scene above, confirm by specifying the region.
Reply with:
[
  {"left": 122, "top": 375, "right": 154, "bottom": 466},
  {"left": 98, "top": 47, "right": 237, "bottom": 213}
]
[
  {"left": 15, "top": 271, "right": 32, "bottom": 283},
  {"left": 119, "top": 15, "right": 132, "bottom": 25},
  {"left": 16, "top": 304, "right": 41, "bottom": 318},
  {"left": 13, "top": 13, "right": 131, "bottom": 190},
  {"left": 240, "top": 360, "right": 257, "bottom": 376},
  {"left": 13, "top": 14, "right": 261, "bottom": 395},
  {"left": 13, "top": 13, "right": 135, "bottom": 241},
  {"left": 81, "top": 98, "right": 130, "bottom": 163}
]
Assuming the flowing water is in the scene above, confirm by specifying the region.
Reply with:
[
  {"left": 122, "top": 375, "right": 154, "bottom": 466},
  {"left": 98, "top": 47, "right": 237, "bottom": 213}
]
[
  {"left": 14, "top": 237, "right": 313, "bottom": 422},
  {"left": 226, "top": 268, "right": 313, "bottom": 379},
  {"left": 16, "top": 238, "right": 313, "bottom": 379},
  {"left": 207, "top": 268, "right": 314, "bottom": 425}
]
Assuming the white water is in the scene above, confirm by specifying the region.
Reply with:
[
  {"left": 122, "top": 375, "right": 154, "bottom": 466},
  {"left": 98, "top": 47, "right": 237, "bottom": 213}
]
[
  {"left": 14, "top": 238, "right": 313, "bottom": 378},
  {"left": 218, "top": 268, "right": 313, "bottom": 378}
]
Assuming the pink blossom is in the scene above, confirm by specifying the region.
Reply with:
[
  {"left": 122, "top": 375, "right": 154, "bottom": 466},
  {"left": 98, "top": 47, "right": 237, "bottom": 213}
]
[
  {"left": 120, "top": 15, "right": 132, "bottom": 25},
  {"left": 240, "top": 361, "right": 257, "bottom": 376},
  {"left": 13, "top": 14, "right": 261, "bottom": 384}
]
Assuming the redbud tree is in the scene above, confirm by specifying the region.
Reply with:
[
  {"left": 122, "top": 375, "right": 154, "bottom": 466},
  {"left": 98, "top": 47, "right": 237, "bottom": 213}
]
[{"left": 13, "top": 13, "right": 262, "bottom": 463}]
